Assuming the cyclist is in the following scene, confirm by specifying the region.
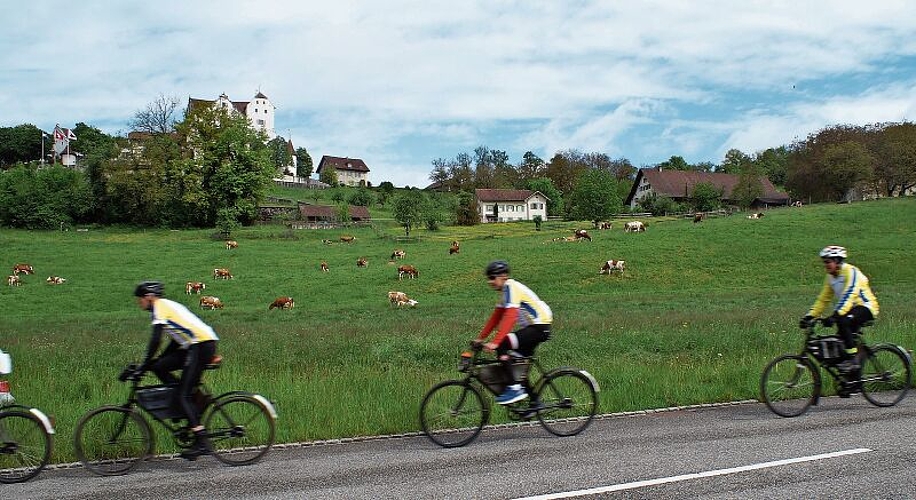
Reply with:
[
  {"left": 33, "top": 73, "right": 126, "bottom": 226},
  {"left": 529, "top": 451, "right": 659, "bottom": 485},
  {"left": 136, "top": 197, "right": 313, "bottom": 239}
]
[
  {"left": 475, "top": 260, "right": 552, "bottom": 406},
  {"left": 134, "top": 281, "right": 219, "bottom": 460},
  {"left": 799, "top": 246, "right": 879, "bottom": 375}
]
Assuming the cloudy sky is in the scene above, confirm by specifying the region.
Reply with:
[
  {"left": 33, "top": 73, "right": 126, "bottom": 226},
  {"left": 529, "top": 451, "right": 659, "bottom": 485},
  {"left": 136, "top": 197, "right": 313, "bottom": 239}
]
[{"left": 4, "top": 1, "right": 916, "bottom": 187}]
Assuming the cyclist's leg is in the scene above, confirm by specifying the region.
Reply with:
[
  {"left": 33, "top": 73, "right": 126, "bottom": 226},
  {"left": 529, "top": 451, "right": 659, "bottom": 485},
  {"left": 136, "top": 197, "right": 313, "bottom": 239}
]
[
  {"left": 836, "top": 306, "right": 873, "bottom": 375},
  {"left": 149, "top": 341, "right": 183, "bottom": 385},
  {"left": 504, "top": 325, "right": 551, "bottom": 401},
  {"left": 177, "top": 341, "right": 215, "bottom": 459}
]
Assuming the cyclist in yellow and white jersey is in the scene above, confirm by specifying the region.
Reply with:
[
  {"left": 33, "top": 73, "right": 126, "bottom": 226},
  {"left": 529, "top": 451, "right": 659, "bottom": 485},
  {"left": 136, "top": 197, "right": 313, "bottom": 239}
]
[
  {"left": 800, "top": 246, "right": 879, "bottom": 374},
  {"left": 135, "top": 281, "right": 219, "bottom": 460},
  {"left": 475, "top": 261, "right": 552, "bottom": 405}
]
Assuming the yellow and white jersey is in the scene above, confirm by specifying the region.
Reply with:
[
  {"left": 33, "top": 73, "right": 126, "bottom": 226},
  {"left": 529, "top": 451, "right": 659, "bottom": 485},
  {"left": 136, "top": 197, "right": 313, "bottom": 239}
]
[
  {"left": 808, "top": 263, "right": 880, "bottom": 318},
  {"left": 151, "top": 298, "right": 219, "bottom": 347},
  {"left": 498, "top": 279, "right": 553, "bottom": 326}
]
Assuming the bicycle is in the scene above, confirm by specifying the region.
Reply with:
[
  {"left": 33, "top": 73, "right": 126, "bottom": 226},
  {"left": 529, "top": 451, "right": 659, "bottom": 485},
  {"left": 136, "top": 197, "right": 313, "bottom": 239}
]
[
  {"left": 760, "top": 318, "right": 912, "bottom": 417},
  {"left": 0, "top": 378, "right": 55, "bottom": 483},
  {"left": 74, "top": 357, "right": 277, "bottom": 476},
  {"left": 420, "top": 343, "right": 600, "bottom": 447}
]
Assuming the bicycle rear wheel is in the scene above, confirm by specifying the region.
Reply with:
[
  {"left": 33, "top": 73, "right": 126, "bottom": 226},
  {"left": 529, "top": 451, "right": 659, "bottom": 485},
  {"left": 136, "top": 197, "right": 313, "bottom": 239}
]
[
  {"left": 760, "top": 355, "right": 819, "bottom": 417},
  {"left": 861, "top": 345, "right": 912, "bottom": 407},
  {"left": 205, "top": 395, "right": 275, "bottom": 466},
  {"left": 0, "top": 410, "right": 51, "bottom": 483},
  {"left": 534, "top": 369, "right": 598, "bottom": 437},
  {"left": 420, "top": 380, "right": 487, "bottom": 448},
  {"left": 74, "top": 406, "right": 152, "bottom": 476}
]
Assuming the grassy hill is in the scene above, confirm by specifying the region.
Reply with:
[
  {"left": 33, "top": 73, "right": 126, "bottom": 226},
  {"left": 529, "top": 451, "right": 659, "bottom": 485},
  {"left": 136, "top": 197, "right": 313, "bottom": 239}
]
[{"left": 1, "top": 197, "right": 915, "bottom": 461}]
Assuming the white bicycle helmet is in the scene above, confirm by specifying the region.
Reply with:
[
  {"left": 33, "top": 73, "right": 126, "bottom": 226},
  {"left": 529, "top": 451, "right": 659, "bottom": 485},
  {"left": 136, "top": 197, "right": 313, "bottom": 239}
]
[{"left": 819, "top": 245, "right": 847, "bottom": 260}]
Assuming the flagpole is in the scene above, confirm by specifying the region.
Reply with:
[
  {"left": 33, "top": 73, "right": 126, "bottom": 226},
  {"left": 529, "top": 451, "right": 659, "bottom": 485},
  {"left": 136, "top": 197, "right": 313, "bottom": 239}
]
[{"left": 41, "top": 131, "right": 45, "bottom": 165}]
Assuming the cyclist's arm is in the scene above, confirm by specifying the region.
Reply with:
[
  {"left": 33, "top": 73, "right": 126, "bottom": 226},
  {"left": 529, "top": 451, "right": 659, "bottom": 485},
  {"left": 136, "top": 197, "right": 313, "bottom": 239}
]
[
  {"left": 140, "top": 324, "right": 164, "bottom": 370},
  {"left": 490, "top": 307, "right": 519, "bottom": 346},
  {"left": 806, "top": 276, "right": 833, "bottom": 318},
  {"left": 478, "top": 307, "right": 504, "bottom": 340}
]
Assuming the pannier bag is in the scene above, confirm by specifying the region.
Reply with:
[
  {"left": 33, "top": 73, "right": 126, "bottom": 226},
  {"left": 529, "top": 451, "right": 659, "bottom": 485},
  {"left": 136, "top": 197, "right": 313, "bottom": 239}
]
[
  {"left": 808, "top": 336, "right": 845, "bottom": 364},
  {"left": 478, "top": 365, "right": 510, "bottom": 394},
  {"left": 136, "top": 386, "right": 182, "bottom": 419}
]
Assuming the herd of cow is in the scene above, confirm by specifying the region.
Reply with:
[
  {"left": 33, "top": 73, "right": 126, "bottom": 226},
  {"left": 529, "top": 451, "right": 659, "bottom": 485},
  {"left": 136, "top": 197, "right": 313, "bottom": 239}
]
[{"left": 6, "top": 263, "right": 66, "bottom": 287}]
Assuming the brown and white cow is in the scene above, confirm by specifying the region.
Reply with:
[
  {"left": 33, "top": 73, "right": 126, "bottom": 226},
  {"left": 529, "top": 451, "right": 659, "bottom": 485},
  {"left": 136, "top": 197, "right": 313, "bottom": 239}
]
[
  {"left": 624, "top": 221, "right": 646, "bottom": 232},
  {"left": 574, "top": 229, "right": 592, "bottom": 241},
  {"left": 7, "top": 275, "right": 21, "bottom": 286},
  {"left": 599, "top": 221, "right": 613, "bottom": 230},
  {"left": 449, "top": 241, "right": 460, "bottom": 255},
  {"left": 387, "top": 291, "right": 418, "bottom": 307},
  {"left": 600, "top": 260, "right": 626, "bottom": 274},
  {"left": 397, "top": 265, "right": 419, "bottom": 280},
  {"left": 186, "top": 281, "right": 206, "bottom": 294},
  {"left": 199, "top": 296, "right": 224, "bottom": 309},
  {"left": 747, "top": 212, "right": 764, "bottom": 220},
  {"left": 46, "top": 276, "right": 66, "bottom": 285},
  {"left": 340, "top": 236, "right": 356, "bottom": 244},
  {"left": 390, "top": 249, "right": 406, "bottom": 260},
  {"left": 693, "top": 213, "right": 705, "bottom": 223},
  {"left": 213, "top": 268, "right": 233, "bottom": 280},
  {"left": 268, "top": 296, "right": 295, "bottom": 310},
  {"left": 12, "top": 264, "right": 33, "bottom": 275},
  {"left": 320, "top": 261, "right": 329, "bottom": 272},
  {"left": 226, "top": 240, "right": 238, "bottom": 250},
  {"left": 357, "top": 257, "right": 369, "bottom": 268}
]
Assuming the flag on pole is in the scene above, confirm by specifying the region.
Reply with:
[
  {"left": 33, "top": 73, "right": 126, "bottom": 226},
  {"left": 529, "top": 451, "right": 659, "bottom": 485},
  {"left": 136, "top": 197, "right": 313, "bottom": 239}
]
[
  {"left": 53, "top": 124, "right": 68, "bottom": 155},
  {"left": 67, "top": 129, "right": 77, "bottom": 140}
]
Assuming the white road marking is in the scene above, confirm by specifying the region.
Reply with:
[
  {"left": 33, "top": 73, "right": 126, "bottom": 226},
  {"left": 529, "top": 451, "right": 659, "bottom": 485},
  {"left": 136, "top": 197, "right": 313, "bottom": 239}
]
[{"left": 514, "top": 448, "right": 872, "bottom": 500}]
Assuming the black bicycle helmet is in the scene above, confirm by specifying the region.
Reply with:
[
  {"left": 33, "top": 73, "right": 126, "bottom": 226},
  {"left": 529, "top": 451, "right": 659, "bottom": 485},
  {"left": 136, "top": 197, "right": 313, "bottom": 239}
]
[
  {"left": 485, "top": 260, "right": 510, "bottom": 278},
  {"left": 133, "top": 281, "right": 164, "bottom": 297}
]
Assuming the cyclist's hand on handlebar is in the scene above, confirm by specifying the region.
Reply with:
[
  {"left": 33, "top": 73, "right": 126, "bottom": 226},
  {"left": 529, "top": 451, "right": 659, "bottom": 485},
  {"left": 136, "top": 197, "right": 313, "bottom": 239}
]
[
  {"left": 799, "top": 315, "right": 814, "bottom": 329},
  {"left": 822, "top": 314, "right": 838, "bottom": 328},
  {"left": 483, "top": 342, "right": 498, "bottom": 352}
]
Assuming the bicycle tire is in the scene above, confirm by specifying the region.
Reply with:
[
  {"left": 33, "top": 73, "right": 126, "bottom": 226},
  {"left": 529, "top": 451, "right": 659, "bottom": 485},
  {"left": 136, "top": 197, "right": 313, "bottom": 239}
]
[
  {"left": 760, "top": 354, "right": 820, "bottom": 417},
  {"left": 861, "top": 344, "right": 912, "bottom": 407},
  {"left": 0, "top": 410, "right": 52, "bottom": 483},
  {"left": 534, "top": 369, "right": 598, "bottom": 437},
  {"left": 205, "top": 395, "right": 275, "bottom": 466},
  {"left": 74, "top": 406, "right": 152, "bottom": 476},
  {"left": 420, "top": 380, "right": 487, "bottom": 448}
]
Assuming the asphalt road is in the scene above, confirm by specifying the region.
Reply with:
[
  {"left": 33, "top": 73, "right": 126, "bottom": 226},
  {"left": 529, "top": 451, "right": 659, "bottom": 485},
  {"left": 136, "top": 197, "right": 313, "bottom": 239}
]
[{"left": 10, "top": 396, "right": 916, "bottom": 499}]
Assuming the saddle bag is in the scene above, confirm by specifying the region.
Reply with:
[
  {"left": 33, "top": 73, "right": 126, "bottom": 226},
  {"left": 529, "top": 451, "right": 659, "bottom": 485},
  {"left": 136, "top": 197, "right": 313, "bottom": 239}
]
[{"left": 136, "top": 386, "right": 183, "bottom": 419}]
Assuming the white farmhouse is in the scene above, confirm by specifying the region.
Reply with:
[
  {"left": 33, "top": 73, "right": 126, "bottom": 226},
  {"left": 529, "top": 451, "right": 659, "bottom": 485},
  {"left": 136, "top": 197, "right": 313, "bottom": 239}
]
[
  {"left": 188, "top": 91, "right": 276, "bottom": 138},
  {"left": 475, "top": 189, "right": 549, "bottom": 223}
]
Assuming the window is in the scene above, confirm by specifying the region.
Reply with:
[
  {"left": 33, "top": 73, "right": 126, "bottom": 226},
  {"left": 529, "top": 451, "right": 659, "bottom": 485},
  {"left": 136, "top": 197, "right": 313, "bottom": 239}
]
[{"left": 257, "top": 119, "right": 265, "bottom": 126}]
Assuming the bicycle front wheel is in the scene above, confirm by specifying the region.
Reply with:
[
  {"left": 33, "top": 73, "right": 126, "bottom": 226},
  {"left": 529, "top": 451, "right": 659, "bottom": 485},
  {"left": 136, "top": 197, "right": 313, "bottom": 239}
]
[
  {"left": 205, "top": 395, "right": 275, "bottom": 466},
  {"left": 0, "top": 410, "right": 52, "bottom": 483},
  {"left": 861, "top": 345, "right": 912, "bottom": 407},
  {"left": 535, "top": 370, "right": 598, "bottom": 437},
  {"left": 760, "top": 355, "right": 819, "bottom": 417},
  {"left": 420, "top": 380, "right": 487, "bottom": 448},
  {"left": 74, "top": 406, "right": 152, "bottom": 476}
]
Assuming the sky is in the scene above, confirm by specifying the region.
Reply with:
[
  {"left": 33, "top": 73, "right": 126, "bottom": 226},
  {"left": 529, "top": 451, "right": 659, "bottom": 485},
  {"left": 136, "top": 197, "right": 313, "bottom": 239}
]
[{"left": 3, "top": 1, "right": 916, "bottom": 188}]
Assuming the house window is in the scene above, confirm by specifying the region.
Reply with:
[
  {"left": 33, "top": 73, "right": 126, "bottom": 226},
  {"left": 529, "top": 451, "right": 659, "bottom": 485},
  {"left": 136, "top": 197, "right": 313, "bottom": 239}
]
[{"left": 257, "top": 119, "right": 265, "bottom": 126}]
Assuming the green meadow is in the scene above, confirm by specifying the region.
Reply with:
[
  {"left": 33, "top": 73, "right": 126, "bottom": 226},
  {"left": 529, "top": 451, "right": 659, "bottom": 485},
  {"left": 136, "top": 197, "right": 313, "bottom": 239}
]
[{"left": 1, "top": 197, "right": 915, "bottom": 462}]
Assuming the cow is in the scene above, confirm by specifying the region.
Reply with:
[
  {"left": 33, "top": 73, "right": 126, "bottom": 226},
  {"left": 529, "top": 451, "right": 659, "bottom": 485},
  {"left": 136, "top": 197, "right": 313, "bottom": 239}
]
[
  {"left": 791, "top": 200, "right": 803, "bottom": 207},
  {"left": 747, "top": 212, "right": 764, "bottom": 220},
  {"left": 186, "top": 281, "right": 206, "bottom": 294},
  {"left": 225, "top": 240, "right": 238, "bottom": 250},
  {"left": 693, "top": 213, "right": 705, "bottom": 224},
  {"left": 7, "top": 275, "right": 21, "bottom": 287},
  {"left": 390, "top": 249, "right": 406, "bottom": 260},
  {"left": 600, "top": 260, "right": 626, "bottom": 274},
  {"left": 12, "top": 264, "right": 33, "bottom": 275},
  {"left": 213, "top": 268, "right": 233, "bottom": 280},
  {"left": 199, "top": 296, "right": 223, "bottom": 309},
  {"left": 268, "top": 296, "right": 295, "bottom": 310},
  {"left": 320, "top": 261, "right": 329, "bottom": 272},
  {"left": 574, "top": 229, "right": 591, "bottom": 241},
  {"left": 624, "top": 221, "right": 646, "bottom": 232},
  {"left": 340, "top": 236, "right": 356, "bottom": 244},
  {"left": 599, "top": 221, "right": 613, "bottom": 230},
  {"left": 552, "top": 236, "right": 578, "bottom": 242},
  {"left": 46, "top": 276, "right": 66, "bottom": 285},
  {"left": 449, "top": 241, "right": 460, "bottom": 255},
  {"left": 398, "top": 265, "right": 419, "bottom": 280},
  {"left": 357, "top": 257, "right": 369, "bottom": 268},
  {"left": 388, "top": 291, "right": 418, "bottom": 307},
  {"left": 321, "top": 239, "right": 334, "bottom": 245}
]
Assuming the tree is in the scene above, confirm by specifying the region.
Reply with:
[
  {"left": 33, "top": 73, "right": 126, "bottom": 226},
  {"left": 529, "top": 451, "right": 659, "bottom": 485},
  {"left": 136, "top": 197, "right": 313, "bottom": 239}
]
[
  {"left": 429, "top": 158, "right": 452, "bottom": 190},
  {"left": 517, "top": 151, "right": 545, "bottom": 184},
  {"left": 568, "top": 168, "right": 621, "bottom": 226},
  {"left": 348, "top": 188, "right": 374, "bottom": 207},
  {"left": 376, "top": 181, "right": 395, "bottom": 205},
  {"left": 473, "top": 145, "right": 494, "bottom": 188},
  {"left": 490, "top": 149, "right": 517, "bottom": 189},
  {"left": 732, "top": 164, "right": 765, "bottom": 209},
  {"left": 267, "top": 136, "right": 292, "bottom": 175},
  {"left": 656, "top": 155, "right": 691, "bottom": 171},
  {"left": 691, "top": 182, "right": 723, "bottom": 212},
  {"left": 295, "top": 147, "right": 313, "bottom": 178},
  {"left": 0, "top": 165, "right": 92, "bottom": 228},
  {"left": 129, "top": 94, "right": 181, "bottom": 134},
  {"left": 454, "top": 190, "right": 478, "bottom": 226},
  {"left": 545, "top": 150, "right": 587, "bottom": 204},
  {"left": 821, "top": 141, "right": 873, "bottom": 201},
  {"left": 873, "top": 122, "right": 916, "bottom": 197},
  {"left": 319, "top": 165, "right": 338, "bottom": 186},
  {"left": 0, "top": 124, "right": 44, "bottom": 167},
  {"left": 754, "top": 147, "right": 790, "bottom": 187},
  {"left": 526, "top": 177, "right": 563, "bottom": 216},
  {"left": 391, "top": 189, "right": 426, "bottom": 236},
  {"left": 719, "top": 149, "right": 752, "bottom": 175}
]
